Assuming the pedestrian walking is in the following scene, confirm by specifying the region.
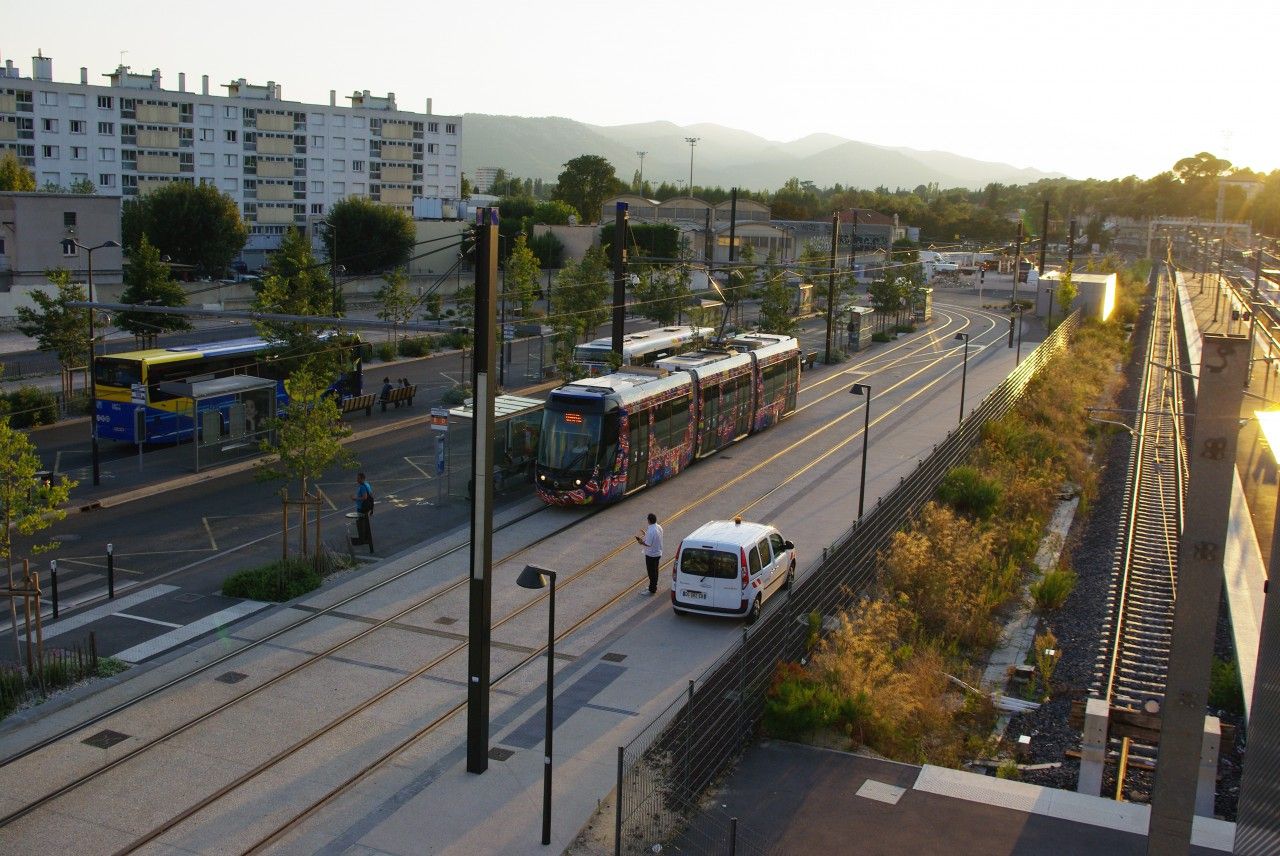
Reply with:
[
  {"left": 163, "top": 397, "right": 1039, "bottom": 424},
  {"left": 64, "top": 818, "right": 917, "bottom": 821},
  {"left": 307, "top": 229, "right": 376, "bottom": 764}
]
[{"left": 634, "top": 512, "right": 663, "bottom": 595}]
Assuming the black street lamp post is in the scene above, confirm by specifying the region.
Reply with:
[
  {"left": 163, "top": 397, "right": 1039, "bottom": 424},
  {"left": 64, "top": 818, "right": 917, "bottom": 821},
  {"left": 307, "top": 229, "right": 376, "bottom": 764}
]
[
  {"left": 64, "top": 238, "right": 121, "bottom": 487},
  {"left": 1015, "top": 305, "right": 1025, "bottom": 365},
  {"left": 850, "top": 383, "right": 872, "bottom": 520},
  {"left": 516, "top": 564, "right": 558, "bottom": 846},
  {"left": 954, "top": 332, "right": 970, "bottom": 426}
]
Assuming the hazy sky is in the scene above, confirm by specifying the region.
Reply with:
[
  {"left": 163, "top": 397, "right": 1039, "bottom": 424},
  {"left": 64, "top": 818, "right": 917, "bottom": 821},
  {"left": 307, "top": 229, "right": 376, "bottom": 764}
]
[{"left": 7, "top": 0, "right": 1275, "bottom": 181}]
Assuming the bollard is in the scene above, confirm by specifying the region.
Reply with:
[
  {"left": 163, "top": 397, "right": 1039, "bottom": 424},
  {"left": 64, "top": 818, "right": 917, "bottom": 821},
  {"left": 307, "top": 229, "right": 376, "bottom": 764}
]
[
  {"left": 50, "top": 560, "right": 59, "bottom": 620},
  {"left": 106, "top": 543, "right": 114, "bottom": 599},
  {"left": 729, "top": 817, "right": 738, "bottom": 856}
]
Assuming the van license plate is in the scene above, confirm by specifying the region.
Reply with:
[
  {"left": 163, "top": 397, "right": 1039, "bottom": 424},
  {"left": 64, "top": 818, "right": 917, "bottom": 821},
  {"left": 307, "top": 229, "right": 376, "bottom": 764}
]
[{"left": 682, "top": 590, "right": 705, "bottom": 600}]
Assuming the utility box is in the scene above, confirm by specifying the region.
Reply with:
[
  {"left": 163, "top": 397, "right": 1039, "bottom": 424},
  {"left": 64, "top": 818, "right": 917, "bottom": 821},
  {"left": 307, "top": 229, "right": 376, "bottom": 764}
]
[
  {"left": 912, "top": 287, "right": 933, "bottom": 322},
  {"left": 1037, "top": 270, "right": 1117, "bottom": 321},
  {"left": 844, "top": 306, "right": 876, "bottom": 352}
]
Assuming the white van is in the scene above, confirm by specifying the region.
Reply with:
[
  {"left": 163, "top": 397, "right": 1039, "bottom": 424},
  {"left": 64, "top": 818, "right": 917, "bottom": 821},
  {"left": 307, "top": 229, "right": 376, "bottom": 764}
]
[{"left": 672, "top": 518, "right": 795, "bottom": 624}]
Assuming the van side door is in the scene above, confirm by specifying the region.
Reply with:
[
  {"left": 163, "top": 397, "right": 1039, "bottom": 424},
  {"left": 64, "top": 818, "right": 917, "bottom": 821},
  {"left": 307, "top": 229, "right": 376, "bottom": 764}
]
[{"left": 756, "top": 536, "right": 775, "bottom": 591}]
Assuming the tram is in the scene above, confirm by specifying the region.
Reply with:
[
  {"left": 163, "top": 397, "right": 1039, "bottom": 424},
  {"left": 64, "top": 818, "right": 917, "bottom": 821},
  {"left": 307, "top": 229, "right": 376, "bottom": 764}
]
[
  {"left": 571, "top": 325, "right": 713, "bottom": 376},
  {"left": 535, "top": 332, "right": 800, "bottom": 506}
]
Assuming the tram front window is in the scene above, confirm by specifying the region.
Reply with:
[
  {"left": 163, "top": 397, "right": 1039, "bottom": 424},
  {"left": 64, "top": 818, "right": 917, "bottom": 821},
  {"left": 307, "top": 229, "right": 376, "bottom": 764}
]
[{"left": 539, "top": 410, "right": 602, "bottom": 473}]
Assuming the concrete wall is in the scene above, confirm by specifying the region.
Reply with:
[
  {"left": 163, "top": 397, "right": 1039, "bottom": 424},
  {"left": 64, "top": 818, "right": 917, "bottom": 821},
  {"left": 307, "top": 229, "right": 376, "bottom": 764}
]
[
  {"left": 532, "top": 223, "right": 598, "bottom": 263},
  {"left": 0, "top": 191, "right": 122, "bottom": 291}
]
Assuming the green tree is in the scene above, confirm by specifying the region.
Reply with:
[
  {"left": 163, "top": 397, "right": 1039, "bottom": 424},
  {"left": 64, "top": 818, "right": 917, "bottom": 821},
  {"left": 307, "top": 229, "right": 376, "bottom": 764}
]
[
  {"left": 757, "top": 254, "right": 796, "bottom": 336},
  {"left": 257, "top": 369, "right": 354, "bottom": 558},
  {"left": 117, "top": 235, "right": 192, "bottom": 348},
  {"left": 0, "top": 412, "right": 75, "bottom": 671},
  {"left": 15, "top": 269, "right": 90, "bottom": 399},
  {"left": 252, "top": 227, "right": 333, "bottom": 336},
  {"left": 504, "top": 233, "right": 541, "bottom": 315},
  {"left": 632, "top": 265, "right": 690, "bottom": 326},
  {"left": 121, "top": 182, "right": 247, "bottom": 278},
  {"left": 554, "top": 245, "right": 611, "bottom": 341},
  {"left": 0, "top": 152, "right": 35, "bottom": 191},
  {"left": 319, "top": 197, "right": 415, "bottom": 276},
  {"left": 68, "top": 177, "right": 97, "bottom": 194},
  {"left": 868, "top": 276, "right": 903, "bottom": 333},
  {"left": 374, "top": 268, "right": 415, "bottom": 350},
  {"left": 533, "top": 200, "right": 579, "bottom": 225},
  {"left": 554, "top": 155, "right": 624, "bottom": 224},
  {"left": 1053, "top": 264, "right": 1078, "bottom": 326}
]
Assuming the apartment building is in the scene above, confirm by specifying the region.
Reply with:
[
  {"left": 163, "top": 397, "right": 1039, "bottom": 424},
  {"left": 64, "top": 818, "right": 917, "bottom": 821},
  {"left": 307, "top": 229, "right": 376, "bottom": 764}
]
[{"left": 0, "top": 52, "right": 462, "bottom": 266}]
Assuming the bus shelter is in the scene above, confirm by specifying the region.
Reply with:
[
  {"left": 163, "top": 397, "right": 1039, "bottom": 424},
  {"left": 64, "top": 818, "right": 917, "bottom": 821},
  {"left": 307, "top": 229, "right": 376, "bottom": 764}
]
[
  {"left": 912, "top": 287, "right": 934, "bottom": 322},
  {"left": 158, "top": 375, "right": 278, "bottom": 472},
  {"left": 442, "top": 394, "right": 544, "bottom": 502},
  {"left": 843, "top": 306, "right": 876, "bottom": 352}
]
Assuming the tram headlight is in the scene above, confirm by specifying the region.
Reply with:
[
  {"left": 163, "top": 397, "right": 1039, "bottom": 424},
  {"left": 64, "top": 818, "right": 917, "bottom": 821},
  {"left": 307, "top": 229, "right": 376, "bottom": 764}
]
[
  {"left": 574, "top": 479, "right": 581, "bottom": 486},
  {"left": 539, "top": 473, "right": 545, "bottom": 481}
]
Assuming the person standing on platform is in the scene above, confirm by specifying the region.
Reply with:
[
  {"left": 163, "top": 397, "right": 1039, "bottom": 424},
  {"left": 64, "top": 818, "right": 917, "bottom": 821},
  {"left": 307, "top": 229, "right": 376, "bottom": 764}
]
[{"left": 635, "top": 512, "right": 663, "bottom": 595}]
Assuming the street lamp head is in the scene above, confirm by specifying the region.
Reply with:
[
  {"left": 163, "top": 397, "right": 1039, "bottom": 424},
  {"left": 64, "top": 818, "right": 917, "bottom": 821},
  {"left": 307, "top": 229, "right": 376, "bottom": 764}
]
[
  {"left": 103, "top": 240, "right": 121, "bottom": 249},
  {"left": 954, "top": 332, "right": 969, "bottom": 343},
  {"left": 850, "top": 383, "right": 870, "bottom": 397},
  {"left": 517, "top": 564, "right": 556, "bottom": 590}
]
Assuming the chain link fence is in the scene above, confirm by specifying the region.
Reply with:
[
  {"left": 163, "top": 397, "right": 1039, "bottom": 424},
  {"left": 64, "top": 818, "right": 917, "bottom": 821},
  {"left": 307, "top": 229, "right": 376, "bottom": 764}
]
[{"left": 613, "top": 311, "right": 1082, "bottom": 855}]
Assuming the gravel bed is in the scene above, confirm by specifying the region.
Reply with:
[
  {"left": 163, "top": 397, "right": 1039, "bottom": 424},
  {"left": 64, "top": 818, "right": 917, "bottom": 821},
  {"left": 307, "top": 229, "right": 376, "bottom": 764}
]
[{"left": 1003, "top": 296, "right": 1245, "bottom": 821}]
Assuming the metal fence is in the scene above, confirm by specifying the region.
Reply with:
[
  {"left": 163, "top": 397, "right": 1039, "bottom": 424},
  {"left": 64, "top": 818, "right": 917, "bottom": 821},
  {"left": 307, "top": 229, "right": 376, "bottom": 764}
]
[{"left": 613, "top": 311, "right": 1082, "bottom": 855}]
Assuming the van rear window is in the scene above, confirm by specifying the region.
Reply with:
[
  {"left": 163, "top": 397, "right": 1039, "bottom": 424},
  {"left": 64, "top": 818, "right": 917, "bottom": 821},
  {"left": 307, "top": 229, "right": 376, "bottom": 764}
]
[{"left": 680, "top": 548, "right": 738, "bottom": 580}]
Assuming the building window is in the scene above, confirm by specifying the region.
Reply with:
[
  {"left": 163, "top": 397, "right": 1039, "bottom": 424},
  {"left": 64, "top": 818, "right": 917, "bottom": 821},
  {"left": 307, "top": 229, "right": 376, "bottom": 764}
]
[
  {"left": 224, "top": 154, "right": 237, "bottom": 167},
  {"left": 71, "top": 172, "right": 88, "bottom": 185},
  {"left": 310, "top": 180, "right": 324, "bottom": 193},
  {"left": 62, "top": 239, "right": 78, "bottom": 257},
  {"left": 351, "top": 160, "right": 364, "bottom": 173},
  {"left": 351, "top": 138, "right": 364, "bottom": 151},
  {"left": 70, "top": 146, "right": 86, "bottom": 160},
  {"left": 42, "top": 145, "right": 59, "bottom": 159},
  {"left": 64, "top": 211, "right": 77, "bottom": 229},
  {"left": 333, "top": 137, "right": 345, "bottom": 150},
  {"left": 427, "top": 143, "right": 439, "bottom": 154},
  {"left": 309, "top": 113, "right": 324, "bottom": 126},
  {"left": 445, "top": 144, "right": 456, "bottom": 156},
  {"left": 353, "top": 182, "right": 366, "bottom": 195},
  {"left": 98, "top": 121, "right": 114, "bottom": 135},
  {"left": 68, "top": 94, "right": 85, "bottom": 108},
  {"left": 445, "top": 123, "right": 457, "bottom": 134},
  {"left": 225, "top": 130, "right": 237, "bottom": 143},
  {"left": 309, "top": 157, "right": 323, "bottom": 171},
  {"left": 41, "top": 118, "right": 58, "bottom": 133},
  {"left": 198, "top": 104, "right": 213, "bottom": 118},
  {"left": 445, "top": 165, "right": 456, "bottom": 177},
  {"left": 99, "top": 173, "right": 116, "bottom": 187},
  {"left": 97, "top": 95, "right": 114, "bottom": 109},
  {"left": 352, "top": 116, "right": 366, "bottom": 129},
  {"left": 199, "top": 128, "right": 214, "bottom": 141},
  {"left": 98, "top": 147, "right": 115, "bottom": 161},
  {"left": 69, "top": 120, "right": 86, "bottom": 134},
  {"left": 331, "top": 159, "right": 345, "bottom": 172},
  {"left": 310, "top": 203, "right": 324, "bottom": 215},
  {"left": 311, "top": 135, "right": 324, "bottom": 148},
  {"left": 222, "top": 178, "right": 237, "bottom": 191},
  {"left": 224, "top": 106, "right": 237, "bottom": 119},
  {"left": 332, "top": 115, "right": 345, "bottom": 128},
  {"left": 39, "top": 91, "right": 57, "bottom": 107},
  {"left": 198, "top": 152, "right": 214, "bottom": 166},
  {"left": 426, "top": 164, "right": 439, "bottom": 176},
  {"left": 333, "top": 181, "right": 345, "bottom": 194},
  {"left": 427, "top": 122, "right": 438, "bottom": 133}
]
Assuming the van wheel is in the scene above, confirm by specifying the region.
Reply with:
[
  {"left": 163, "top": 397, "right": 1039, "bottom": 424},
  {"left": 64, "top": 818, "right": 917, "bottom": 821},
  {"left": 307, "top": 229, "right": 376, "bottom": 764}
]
[
  {"left": 745, "top": 596, "right": 762, "bottom": 626},
  {"left": 781, "top": 561, "right": 796, "bottom": 590}
]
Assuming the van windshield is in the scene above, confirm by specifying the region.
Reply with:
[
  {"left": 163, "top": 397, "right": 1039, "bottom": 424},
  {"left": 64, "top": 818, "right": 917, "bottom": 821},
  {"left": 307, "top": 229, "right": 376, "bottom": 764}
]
[{"left": 680, "top": 548, "right": 738, "bottom": 580}]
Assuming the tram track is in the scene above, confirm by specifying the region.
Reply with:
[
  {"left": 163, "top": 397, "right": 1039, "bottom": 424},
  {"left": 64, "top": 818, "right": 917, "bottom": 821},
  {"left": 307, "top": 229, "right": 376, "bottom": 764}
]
[{"left": 2, "top": 305, "right": 1005, "bottom": 853}]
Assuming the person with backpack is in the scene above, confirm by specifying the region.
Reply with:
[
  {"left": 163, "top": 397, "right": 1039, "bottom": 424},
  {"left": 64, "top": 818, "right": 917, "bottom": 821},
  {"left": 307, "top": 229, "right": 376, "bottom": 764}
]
[{"left": 351, "top": 472, "right": 375, "bottom": 551}]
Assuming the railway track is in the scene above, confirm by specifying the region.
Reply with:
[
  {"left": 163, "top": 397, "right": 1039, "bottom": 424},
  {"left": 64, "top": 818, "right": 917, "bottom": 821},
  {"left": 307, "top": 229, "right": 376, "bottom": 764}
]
[
  {"left": 1092, "top": 262, "right": 1188, "bottom": 761},
  {"left": 0, "top": 306, "right": 1006, "bottom": 853}
]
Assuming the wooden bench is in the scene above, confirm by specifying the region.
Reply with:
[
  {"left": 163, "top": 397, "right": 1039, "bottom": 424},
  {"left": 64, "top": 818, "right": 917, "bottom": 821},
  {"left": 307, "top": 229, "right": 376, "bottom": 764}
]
[
  {"left": 380, "top": 384, "right": 418, "bottom": 412},
  {"left": 339, "top": 393, "right": 376, "bottom": 417}
]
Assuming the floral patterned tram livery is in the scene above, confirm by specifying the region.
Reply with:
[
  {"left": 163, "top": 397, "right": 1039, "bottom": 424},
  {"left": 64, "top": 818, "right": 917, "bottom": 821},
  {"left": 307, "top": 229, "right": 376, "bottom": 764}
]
[{"left": 535, "top": 333, "right": 800, "bottom": 506}]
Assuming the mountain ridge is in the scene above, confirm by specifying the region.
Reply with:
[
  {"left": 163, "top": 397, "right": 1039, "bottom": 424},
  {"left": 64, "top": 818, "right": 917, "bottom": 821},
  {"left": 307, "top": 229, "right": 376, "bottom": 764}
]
[{"left": 459, "top": 114, "right": 1065, "bottom": 192}]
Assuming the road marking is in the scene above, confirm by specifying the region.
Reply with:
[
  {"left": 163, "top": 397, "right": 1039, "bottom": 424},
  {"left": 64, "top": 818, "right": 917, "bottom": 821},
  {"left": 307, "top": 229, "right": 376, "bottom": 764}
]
[
  {"left": 42, "top": 584, "right": 179, "bottom": 639},
  {"left": 404, "top": 456, "right": 434, "bottom": 480},
  {"left": 113, "top": 599, "right": 271, "bottom": 663},
  {"left": 202, "top": 516, "right": 218, "bottom": 551},
  {"left": 315, "top": 486, "right": 337, "bottom": 510},
  {"left": 114, "top": 612, "right": 183, "bottom": 629}
]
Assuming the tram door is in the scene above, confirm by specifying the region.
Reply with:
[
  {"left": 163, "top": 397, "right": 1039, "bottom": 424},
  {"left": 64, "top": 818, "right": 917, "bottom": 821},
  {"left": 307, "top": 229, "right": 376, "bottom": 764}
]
[
  {"left": 626, "top": 411, "right": 650, "bottom": 492},
  {"left": 699, "top": 383, "right": 719, "bottom": 457}
]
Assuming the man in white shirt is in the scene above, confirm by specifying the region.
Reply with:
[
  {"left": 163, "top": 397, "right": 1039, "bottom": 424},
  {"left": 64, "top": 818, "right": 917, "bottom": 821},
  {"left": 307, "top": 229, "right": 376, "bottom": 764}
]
[{"left": 635, "top": 512, "right": 663, "bottom": 595}]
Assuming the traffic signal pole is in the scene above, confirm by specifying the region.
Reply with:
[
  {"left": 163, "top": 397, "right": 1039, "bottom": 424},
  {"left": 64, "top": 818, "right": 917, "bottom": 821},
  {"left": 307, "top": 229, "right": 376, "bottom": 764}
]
[{"left": 612, "top": 202, "right": 628, "bottom": 356}]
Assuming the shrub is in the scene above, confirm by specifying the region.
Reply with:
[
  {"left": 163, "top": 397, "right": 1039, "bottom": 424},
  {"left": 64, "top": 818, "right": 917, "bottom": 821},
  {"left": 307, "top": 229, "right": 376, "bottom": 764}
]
[
  {"left": 375, "top": 343, "right": 396, "bottom": 362},
  {"left": 806, "top": 610, "right": 822, "bottom": 651},
  {"left": 1209, "top": 657, "right": 1245, "bottom": 715},
  {"left": 936, "top": 466, "right": 1002, "bottom": 520},
  {"left": 398, "top": 336, "right": 429, "bottom": 358},
  {"left": 895, "top": 323, "right": 916, "bottom": 334},
  {"left": 1030, "top": 568, "right": 1076, "bottom": 611},
  {"left": 996, "top": 758, "right": 1021, "bottom": 780},
  {"left": 2, "top": 386, "right": 58, "bottom": 428},
  {"left": 441, "top": 383, "right": 470, "bottom": 406},
  {"left": 871, "top": 331, "right": 892, "bottom": 342},
  {"left": 222, "top": 557, "right": 322, "bottom": 601}
]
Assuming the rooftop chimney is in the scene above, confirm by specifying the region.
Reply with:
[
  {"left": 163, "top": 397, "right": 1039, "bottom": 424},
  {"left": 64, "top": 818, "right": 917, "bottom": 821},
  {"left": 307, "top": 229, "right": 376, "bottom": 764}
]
[
  {"left": 80, "top": 66, "right": 88, "bottom": 85},
  {"left": 178, "top": 72, "right": 186, "bottom": 91},
  {"left": 151, "top": 67, "right": 161, "bottom": 88},
  {"left": 329, "top": 89, "right": 336, "bottom": 107},
  {"left": 202, "top": 74, "right": 209, "bottom": 95},
  {"left": 426, "top": 97, "right": 433, "bottom": 115}
]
